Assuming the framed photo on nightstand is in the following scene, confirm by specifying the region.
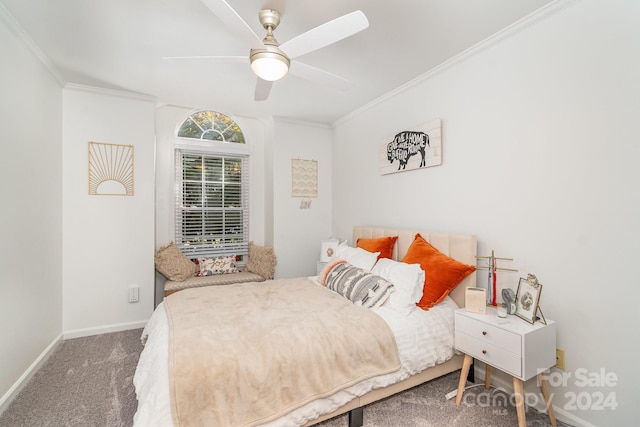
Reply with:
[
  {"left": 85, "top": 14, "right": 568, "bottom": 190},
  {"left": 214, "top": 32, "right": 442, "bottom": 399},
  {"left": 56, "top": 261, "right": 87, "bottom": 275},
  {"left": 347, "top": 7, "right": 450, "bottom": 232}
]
[
  {"left": 515, "top": 276, "right": 543, "bottom": 324},
  {"left": 320, "top": 238, "right": 339, "bottom": 262}
]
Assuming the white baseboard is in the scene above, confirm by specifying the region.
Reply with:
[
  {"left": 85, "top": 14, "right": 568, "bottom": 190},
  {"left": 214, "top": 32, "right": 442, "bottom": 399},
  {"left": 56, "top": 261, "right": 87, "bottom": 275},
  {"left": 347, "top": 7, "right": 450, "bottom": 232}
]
[
  {"left": 474, "top": 365, "right": 597, "bottom": 427},
  {"left": 63, "top": 320, "right": 148, "bottom": 339},
  {"left": 0, "top": 333, "right": 63, "bottom": 415}
]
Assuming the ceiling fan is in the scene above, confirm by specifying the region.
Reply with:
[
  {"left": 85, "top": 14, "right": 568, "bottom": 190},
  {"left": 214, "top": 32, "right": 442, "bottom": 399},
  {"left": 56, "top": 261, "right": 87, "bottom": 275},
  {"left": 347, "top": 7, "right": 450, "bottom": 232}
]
[{"left": 169, "top": 0, "right": 369, "bottom": 101}]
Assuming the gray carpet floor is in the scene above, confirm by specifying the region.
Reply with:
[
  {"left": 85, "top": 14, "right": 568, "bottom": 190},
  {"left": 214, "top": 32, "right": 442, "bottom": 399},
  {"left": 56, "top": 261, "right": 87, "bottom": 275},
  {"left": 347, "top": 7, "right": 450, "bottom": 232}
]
[
  {"left": 0, "top": 329, "right": 570, "bottom": 427},
  {"left": 0, "top": 329, "right": 143, "bottom": 427}
]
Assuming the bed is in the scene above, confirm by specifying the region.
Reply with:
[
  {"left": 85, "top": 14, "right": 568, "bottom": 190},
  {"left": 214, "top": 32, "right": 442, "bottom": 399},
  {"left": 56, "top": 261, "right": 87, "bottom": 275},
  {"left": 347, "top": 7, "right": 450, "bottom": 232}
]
[{"left": 133, "top": 226, "right": 477, "bottom": 427}]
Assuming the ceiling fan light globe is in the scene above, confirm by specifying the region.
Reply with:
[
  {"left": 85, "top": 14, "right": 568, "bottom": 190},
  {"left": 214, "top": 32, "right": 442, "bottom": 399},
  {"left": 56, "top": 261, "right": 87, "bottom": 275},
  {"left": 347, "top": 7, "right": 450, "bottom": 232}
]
[{"left": 250, "top": 50, "right": 290, "bottom": 81}]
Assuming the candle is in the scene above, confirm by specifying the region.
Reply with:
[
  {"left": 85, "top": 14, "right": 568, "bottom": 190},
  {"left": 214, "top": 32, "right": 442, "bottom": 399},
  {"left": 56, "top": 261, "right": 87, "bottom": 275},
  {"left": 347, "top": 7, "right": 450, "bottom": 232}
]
[{"left": 497, "top": 304, "right": 507, "bottom": 318}]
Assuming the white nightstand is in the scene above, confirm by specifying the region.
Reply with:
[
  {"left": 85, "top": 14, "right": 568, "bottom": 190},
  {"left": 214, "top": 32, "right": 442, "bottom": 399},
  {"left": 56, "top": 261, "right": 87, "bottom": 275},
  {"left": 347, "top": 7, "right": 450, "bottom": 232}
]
[{"left": 454, "top": 307, "right": 557, "bottom": 427}]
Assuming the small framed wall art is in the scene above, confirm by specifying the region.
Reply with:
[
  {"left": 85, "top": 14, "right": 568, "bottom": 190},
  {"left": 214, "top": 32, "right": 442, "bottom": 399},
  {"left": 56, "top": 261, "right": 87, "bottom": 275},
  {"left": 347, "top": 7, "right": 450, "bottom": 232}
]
[{"left": 291, "top": 158, "right": 318, "bottom": 198}]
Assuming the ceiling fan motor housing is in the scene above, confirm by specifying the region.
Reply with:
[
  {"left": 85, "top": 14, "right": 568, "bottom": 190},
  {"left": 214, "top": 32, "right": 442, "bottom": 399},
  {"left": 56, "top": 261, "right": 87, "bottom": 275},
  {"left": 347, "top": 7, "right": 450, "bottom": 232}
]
[{"left": 258, "top": 9, "right": 281, "bottom": 31}]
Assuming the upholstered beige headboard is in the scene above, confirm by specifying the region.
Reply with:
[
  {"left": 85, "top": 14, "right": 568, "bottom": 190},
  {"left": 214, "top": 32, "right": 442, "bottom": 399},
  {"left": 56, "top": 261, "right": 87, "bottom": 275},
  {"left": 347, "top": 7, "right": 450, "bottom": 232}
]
[{"left": 352, "top": 226, "right": 477, "bottom": 308}]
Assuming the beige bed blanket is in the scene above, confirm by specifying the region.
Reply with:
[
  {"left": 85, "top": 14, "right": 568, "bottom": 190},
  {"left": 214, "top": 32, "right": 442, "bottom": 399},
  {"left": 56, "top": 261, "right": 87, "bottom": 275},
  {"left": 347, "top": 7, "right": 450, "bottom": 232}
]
[{"left": 163, "top": 277, "right": 400, "bottom": 427}]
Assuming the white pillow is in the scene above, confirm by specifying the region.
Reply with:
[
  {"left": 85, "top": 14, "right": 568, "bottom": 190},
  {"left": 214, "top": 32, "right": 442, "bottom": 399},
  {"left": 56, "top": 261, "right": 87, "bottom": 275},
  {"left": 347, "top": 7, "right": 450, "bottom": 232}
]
[
  {"left": 333, "top": 241, "right": 379, "bottom": 271},
  {"left": 371, "top": 258, "right": 425, "bottom": 303},
  {"left": 383, "top": 291, "right": 417, "bottom": 315}
]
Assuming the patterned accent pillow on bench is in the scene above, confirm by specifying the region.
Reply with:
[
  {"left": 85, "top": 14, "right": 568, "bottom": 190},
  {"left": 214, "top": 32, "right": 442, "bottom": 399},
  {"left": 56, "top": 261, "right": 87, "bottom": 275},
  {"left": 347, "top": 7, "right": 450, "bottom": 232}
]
[
  {"left": 321, "top": 260, "right": 395, "bottom": 309},
  {"left": 195, "top": 255, "right": 238, "bottom": 276}
]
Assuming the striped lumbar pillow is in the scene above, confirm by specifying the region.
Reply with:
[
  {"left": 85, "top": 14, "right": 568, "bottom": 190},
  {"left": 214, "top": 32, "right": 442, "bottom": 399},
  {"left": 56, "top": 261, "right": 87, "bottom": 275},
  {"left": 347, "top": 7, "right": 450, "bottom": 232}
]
[{"left": 323, "top": 261, "right": 395, "bottom": 309}]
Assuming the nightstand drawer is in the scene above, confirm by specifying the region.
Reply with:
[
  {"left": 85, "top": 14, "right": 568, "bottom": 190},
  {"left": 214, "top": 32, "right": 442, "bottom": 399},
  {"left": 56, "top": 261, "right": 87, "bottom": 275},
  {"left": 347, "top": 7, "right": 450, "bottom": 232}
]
[
  {"left": 456, "top": 314, "right": 521, "bottom": 355},
  {"left": 455, "top": 332, "right": 522, "bottom": 377}
]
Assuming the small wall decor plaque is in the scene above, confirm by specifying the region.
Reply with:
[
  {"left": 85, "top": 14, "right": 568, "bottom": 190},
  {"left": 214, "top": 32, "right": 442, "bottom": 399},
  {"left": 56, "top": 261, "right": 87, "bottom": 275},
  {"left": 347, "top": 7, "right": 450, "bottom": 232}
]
[
  {"left": 88, "top": 142, "right": 134, "bottom": 196},
  {"left": 379, "top": 118, "right": 442, "bottom": 175}
]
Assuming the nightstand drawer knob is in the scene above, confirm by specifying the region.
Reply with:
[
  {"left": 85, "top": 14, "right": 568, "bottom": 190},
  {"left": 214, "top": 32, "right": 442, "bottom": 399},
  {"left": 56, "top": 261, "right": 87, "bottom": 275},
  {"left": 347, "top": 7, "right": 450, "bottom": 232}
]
[
  {"left": 482, "top": 350, "right": 487, "bottom": 355},
  {"left": 482, "top": 331, "right": 487, "bottom": 336}
]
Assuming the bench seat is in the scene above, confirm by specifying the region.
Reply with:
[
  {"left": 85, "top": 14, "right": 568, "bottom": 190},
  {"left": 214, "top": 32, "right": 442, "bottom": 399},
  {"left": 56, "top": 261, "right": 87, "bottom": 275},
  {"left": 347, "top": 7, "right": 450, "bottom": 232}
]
[{"left": 164, "top": 271, "right": 265, "bottom": 297}]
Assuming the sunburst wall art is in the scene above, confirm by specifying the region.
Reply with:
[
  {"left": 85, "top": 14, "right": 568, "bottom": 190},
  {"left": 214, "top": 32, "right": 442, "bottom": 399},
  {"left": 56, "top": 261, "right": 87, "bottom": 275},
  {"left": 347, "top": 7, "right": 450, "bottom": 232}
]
[{"left": 88, "top": 142, "right": 134, "bottom": 196}]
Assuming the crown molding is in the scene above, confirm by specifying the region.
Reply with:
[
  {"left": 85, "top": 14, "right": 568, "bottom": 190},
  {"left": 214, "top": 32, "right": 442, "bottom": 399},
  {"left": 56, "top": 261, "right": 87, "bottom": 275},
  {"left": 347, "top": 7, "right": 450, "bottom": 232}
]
[
  {"left": 0, "top": 1, "right": 65, "bottom": 86},
  {"left": 273, "top": 115, "right": 332, "bottom": 130},
  {"left": 334, "top": 0, "right": 580, "bottom": 128},
  {"left": 64, "top": 83, "right": 156, "bottom": 103}
]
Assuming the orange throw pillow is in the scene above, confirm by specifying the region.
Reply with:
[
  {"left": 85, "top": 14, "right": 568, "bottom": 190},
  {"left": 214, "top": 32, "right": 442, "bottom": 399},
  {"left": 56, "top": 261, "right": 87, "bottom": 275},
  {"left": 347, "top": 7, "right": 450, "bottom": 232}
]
[
  {"left": 356, "top": 236, "right": 398, "bottom": 260},
  {"left": 401, "top": 233, "right": 476, "bottom": 310}
]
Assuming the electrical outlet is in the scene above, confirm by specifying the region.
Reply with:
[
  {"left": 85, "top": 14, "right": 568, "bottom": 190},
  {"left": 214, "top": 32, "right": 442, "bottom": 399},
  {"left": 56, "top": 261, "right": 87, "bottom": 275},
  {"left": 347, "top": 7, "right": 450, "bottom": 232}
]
[
  {"left": 129, "top": 286, "right": 139, "bottom": 303},
  {"left": 556, "top": 348, "right": 565, "bottom": 370}
]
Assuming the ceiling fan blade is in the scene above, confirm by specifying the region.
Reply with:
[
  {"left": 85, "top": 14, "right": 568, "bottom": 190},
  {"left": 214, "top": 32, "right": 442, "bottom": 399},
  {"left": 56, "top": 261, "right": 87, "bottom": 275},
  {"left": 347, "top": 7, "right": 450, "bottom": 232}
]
[
  {"left": 255, "top": 78, "right": 273, "bottom": 101},
  {"left": 289, "top": 61, "right": 353, "bottom": 91},
  {"left": 200, "top": 0, "right": 264, "bottom": 50},
  {"left": 279, "top": 11, "right": 369, "bottom": 59}
]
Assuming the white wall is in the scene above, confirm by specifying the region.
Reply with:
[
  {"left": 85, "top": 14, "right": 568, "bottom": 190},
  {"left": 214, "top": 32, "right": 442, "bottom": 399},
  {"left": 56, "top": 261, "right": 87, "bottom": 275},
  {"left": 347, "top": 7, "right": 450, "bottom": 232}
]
[
  {"left": 332, "top": 1, "right": 638, "bottom": 425},
  {"left": 273, "top": 119, "right": 333, "bottom": 278},
  {"left": 0, "top": 6, "right": 63, "bottom": 410},
  {"left": 62, "top": 85, "right": 156, "bottom": 335}
]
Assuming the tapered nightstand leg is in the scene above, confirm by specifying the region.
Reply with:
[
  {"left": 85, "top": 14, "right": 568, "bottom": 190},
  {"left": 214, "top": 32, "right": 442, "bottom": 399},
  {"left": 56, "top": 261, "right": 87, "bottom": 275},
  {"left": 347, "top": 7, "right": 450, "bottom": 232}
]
[
  {"left": 513, "top": 378, "right": 526, "bottom": 427},
  {"left": 539, "top": 373, "right": 557, "bottom": 426},
  {"left": 455, "top": 354, "right": 473, "bottom": 405}
]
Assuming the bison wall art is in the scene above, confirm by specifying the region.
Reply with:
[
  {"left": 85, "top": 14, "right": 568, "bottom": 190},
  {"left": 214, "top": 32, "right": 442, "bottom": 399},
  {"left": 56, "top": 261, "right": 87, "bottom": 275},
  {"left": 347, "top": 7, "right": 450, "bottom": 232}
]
[
  {"left": 387, "top": 131, "right": 429, "bottom": 170},
  {"left": 379, "top": 119, "right": 442, "bottom": 175}
]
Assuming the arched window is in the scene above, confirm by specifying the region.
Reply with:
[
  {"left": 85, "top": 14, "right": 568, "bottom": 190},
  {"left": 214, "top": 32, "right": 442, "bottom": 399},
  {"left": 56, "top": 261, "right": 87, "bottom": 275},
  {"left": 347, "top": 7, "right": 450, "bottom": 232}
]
[
  {"left": 177, "top": 110, "right": 245, "bottom": 143},
  {"left": 174, "top": 110, "right": 249, "bottom": 263}
]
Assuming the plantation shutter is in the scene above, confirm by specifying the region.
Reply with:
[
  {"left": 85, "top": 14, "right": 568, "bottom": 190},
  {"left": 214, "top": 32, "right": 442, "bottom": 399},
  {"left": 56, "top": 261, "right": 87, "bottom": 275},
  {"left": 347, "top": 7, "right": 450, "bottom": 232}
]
[{"left": 175, "top": 150, "right": 249, "bottom": 260}]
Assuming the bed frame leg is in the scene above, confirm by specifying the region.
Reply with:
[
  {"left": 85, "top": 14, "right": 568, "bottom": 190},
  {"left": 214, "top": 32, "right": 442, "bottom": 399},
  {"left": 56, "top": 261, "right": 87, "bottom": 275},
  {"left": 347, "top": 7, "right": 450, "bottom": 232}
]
[{"left": 348, "top": 407, "right": 363, "bottom": 427}]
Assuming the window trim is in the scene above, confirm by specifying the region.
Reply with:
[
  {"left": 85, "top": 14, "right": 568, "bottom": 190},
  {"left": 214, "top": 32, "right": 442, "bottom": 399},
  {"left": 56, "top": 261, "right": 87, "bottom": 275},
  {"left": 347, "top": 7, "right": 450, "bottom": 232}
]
[{"left": 175, "top": 137, "right": 250, "bottom": 156}]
